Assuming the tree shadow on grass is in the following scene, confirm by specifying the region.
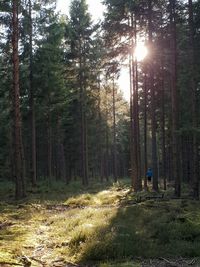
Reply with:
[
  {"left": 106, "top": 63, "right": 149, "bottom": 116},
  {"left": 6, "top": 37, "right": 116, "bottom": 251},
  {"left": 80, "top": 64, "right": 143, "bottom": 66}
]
[
  {"left": 0, "top": 179, "right": 122, "bottom": 261},
  {"left": 0, "top": 179, "right": 117, "bottom": 204},
  {"left": 2, "top": 180, "right": 200, "bottom": 266},
  {"left": 77, "top": 199, "right": 200, "bottom": 265}
]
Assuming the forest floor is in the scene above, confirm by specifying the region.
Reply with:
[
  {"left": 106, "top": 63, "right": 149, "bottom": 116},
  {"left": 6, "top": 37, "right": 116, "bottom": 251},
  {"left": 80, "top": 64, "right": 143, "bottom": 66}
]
[{"left": 1, "top": 179, "right": 200, "bottom": 267}]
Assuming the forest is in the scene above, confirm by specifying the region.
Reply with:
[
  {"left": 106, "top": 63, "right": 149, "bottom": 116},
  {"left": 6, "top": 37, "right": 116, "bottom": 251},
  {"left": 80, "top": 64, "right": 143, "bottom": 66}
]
[{"left": 1, "top": 0, "right": 200, "bottom": 266}]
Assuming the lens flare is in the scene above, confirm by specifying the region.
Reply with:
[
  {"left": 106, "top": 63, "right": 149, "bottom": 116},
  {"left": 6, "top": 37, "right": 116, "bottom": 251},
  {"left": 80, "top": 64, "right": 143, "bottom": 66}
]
[{"left": 134, "top": 43, "right": 148, "bottom": 61}]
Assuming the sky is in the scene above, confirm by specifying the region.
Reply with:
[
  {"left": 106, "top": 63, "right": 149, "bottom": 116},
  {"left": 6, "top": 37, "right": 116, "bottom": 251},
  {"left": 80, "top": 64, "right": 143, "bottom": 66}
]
[
  {"left": 56, "top": 0, "right": 130, "bottom": 101},
  {"left": 56, "top": 0, "right": 105, "bottom": 22}
]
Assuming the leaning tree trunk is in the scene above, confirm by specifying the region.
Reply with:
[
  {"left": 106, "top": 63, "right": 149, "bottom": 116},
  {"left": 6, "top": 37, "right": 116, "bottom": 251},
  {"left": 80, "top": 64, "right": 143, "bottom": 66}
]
[{"left": 12, "top": 0, "right": 26, "bottom": 199}]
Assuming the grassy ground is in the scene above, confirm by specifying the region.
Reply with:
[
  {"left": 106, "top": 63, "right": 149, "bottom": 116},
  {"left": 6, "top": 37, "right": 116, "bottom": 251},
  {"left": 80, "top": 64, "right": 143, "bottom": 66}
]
[{"left": 1, "top": 179, "right": 200, "bottom": 267}]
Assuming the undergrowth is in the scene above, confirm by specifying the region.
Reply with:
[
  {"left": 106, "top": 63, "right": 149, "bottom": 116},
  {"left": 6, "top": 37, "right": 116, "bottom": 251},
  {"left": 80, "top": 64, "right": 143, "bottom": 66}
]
[{"left": 0, "top": 179, "right": 200, "bottom": 266}]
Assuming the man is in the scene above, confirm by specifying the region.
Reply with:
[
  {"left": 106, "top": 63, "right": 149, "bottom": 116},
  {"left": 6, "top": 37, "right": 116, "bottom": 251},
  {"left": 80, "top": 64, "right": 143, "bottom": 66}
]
[{"left": 146, "top": 168, "right": 153, "bottom": 182}]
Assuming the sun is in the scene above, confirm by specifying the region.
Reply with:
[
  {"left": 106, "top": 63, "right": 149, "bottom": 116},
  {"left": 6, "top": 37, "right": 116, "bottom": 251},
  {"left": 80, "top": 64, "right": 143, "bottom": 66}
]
[{"left": 134, "top": 43, "right": 148, "bottom": 61}]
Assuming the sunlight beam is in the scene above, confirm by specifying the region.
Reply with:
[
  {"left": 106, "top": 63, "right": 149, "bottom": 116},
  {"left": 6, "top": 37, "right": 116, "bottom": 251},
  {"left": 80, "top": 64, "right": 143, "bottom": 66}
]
[{"left": 134, "top": 43, "right": 148, "bottom": 62}]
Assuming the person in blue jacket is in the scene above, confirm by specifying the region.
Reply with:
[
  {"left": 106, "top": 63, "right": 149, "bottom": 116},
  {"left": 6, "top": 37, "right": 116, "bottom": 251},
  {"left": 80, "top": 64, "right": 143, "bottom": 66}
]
[{"left": 146, "top": 168, "right": 153, "bottom": 182}]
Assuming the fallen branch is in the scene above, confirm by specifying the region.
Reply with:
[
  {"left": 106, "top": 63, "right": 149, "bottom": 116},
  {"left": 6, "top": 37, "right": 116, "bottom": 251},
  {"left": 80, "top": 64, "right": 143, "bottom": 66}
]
[
  {"left": 59, "top": 260, "right": 79, "bottom": 266},
  {"left": 146, "top": 193, "right": 165, "bottom": 200},
  {"left": 0, "top": 221, "right": 13, "bottom": 230},
  {"left": 29, "top": 257, "right": 46, "bottom": 266},
  {"left": 185, "top": 258, "right": 196, "bottom": 265},
  {"left": 19, "top": 255, "right": 31, "bottom": 267},
  {"left": 0, "top": 262, "right": 22, "bottom": 266},
  {"left": 159, "top": 257, "right": 180, "bottom": 267}
]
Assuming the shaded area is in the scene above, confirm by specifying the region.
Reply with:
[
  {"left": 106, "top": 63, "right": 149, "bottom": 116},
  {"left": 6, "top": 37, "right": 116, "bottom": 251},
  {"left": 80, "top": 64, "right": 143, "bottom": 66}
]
[
  {"left": 77, "top": 199, "right": 200, "bottom": 264},
  {"left": 1, "top": 180, "right": 200, "bottom": 266}
]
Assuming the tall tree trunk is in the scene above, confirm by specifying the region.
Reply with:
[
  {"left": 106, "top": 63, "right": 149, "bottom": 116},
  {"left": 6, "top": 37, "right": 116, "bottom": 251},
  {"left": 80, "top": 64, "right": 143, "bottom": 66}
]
[
  {"left": 169, "top": 0, "right": 180, "bottom": 197},
  {"left": 134, "top": 40, "right": 142, "bottom": 189},
  {"left": 161, "top": 61, "right": 167, "bottom": 190},
  {"left": 129, "top": 32, "right": 134, "bottom": 186},
  {"left": 12, "top": 0, "right": 26, "bottom": 199},
  {"left": 57, "top": 115, "right": 67, "bottom": 182},
  {"left": 105, "top": 83, "right": 109, "bottom": 181},
  {"left": 84, "top": 106, "right": 89, "bottom": 185},
  {"left": 47, "top": 109, "right": 52, "bottom": 182},
  {"left": 80, "top": 79, "right": 85, "bottom": 185},
  {"left": 97, "top": 77, "right": 104, "bottom": 182},
  {"left": 144, "top": 70, "right": 148, "bottom": 190},
  {"left": 130, "top": 15, "right": 142, "bottom": 191},
  {"left": 148, "top": 0, "right": 158, "bottom": 192},
  {"left": 188, "top": 0, "right": 199, "bottom": 199},
  {"left": 80, "top": 47, "right": 88, "bottom": 186},
  {"left": 28, "top": 0, "right": 37, "bottom": 187},
  {"left": 112, "top": 77, "right": 117, "bottom": 182}
]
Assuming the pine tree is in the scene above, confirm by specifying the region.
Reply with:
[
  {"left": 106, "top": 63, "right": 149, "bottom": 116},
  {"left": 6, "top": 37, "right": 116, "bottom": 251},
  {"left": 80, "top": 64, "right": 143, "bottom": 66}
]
[
  {"left": 188, "top": 0, "right": 199, "bottom": 199},
  {"left": 12, "top": 0, "right": 26, "bottom": 199},
  {"left": 169, "top": 0, "right": 181, "bottom": 197}
]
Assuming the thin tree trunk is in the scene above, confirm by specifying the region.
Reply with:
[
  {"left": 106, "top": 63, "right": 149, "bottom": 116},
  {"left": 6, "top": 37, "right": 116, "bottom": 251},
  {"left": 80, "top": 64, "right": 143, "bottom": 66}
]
[
  {"left": 144, "top": 70, "right": 148, "bottom": 190},
  {"left": 47, "top": 109, "right": 52, "bottom": 182},
  {"left": 130, "top": 14, "right": 142, "bottom": 191},
  {"left": 161, "top": 61, "right": 167, "bottom": 190},
  {"left": 170, "top": 0, "right": 180, "bottom": 197},
  {"left": 84, "top": 106, "right": 89, "bottom": 185},
  {"left": 28, "top": 0, "right": 37, "bottom": 187},
  {"left": 129, "top": 31, "right": 134, "bottom": 186},
  {"left": 97, "top": 77, "right": 104, "bottom": 182},
  {"left": 148, "top": 0, "right": 158, "bottom": 192},
  {"left": 12, "top": 0, "right": 26, "bottom": 199},
  {"left": 105, "top": 84, "right": 109, "bottom": 181},
  {"left": 188, "top": 0, "right": 199, "bottom": 199},
  {"left": 112, "top": 77, "right": 117, "bottom": 182},
  {"left": 57, "top": 115, "right": 67, "bottom": 182},
  {"left": 134, "top": 40, "right": 142, "bottom": 190},
  {"left": 80, "top": 78, "right": 85, "bottom": 185},
  {"left": 80, "top": 44, "right": 88, "bottom": 186}
]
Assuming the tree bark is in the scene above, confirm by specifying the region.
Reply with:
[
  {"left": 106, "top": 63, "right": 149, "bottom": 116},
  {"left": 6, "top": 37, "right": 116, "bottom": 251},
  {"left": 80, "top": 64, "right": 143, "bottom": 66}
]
[
  {"left": 130, "top": 15, "right": 142, "bottom": 191},
  {"left": 169, "top": 0, "right": 180, "bottom": 197},
  {"left": 105, "top": 83, "right": 109, "bottom": 181},
  {"left": 112, "top": 77, "right": 117, "bottom": 182},
  {"left": 161, "top": 61, "right": 167, "bottom": 190},
  {"left": 80, "top": 43, "right": 88, "bottom": 186},
  {"left": 47, "top": 109, "right": 52, "bottom": 182},
  {"left": 57, "top": 115, "right": 67, "bottom": 182},
  {"left": 28, "top": 0, "right": 37, "bottom": 187},
  {"left": 148, "top": 0, "right": 158, "bottom": 192},
  {"left": 188, "top": 0, "right": 199, "bottom": 199},
  {"left": 144, "top": 70, "right": 148, "bottom": 190},
  {"left": 12, "top": 0, "right": 26, "bottom": 199},
  {"left": 97, "top": 77, "right": 104, "bottom": 182}
]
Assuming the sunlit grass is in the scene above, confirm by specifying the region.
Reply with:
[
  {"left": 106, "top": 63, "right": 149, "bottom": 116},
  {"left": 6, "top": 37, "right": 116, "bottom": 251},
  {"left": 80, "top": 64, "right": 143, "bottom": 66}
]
[{"left": 1, "top": 179, "right": 200, "bottom": 266}]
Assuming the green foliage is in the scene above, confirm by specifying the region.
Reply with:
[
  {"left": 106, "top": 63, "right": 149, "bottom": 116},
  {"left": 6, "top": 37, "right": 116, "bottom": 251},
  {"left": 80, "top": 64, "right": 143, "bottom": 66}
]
[{"left": 1, "top": 180, "right": 200, "bottom": 266}]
